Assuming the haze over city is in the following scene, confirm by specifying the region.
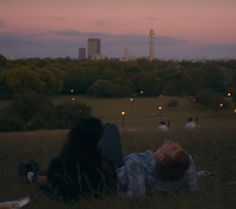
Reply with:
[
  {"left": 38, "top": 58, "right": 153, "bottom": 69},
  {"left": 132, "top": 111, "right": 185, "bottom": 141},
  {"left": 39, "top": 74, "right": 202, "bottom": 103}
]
[{"left": 0, "top": 0, "right": 236, "bottom": 59}]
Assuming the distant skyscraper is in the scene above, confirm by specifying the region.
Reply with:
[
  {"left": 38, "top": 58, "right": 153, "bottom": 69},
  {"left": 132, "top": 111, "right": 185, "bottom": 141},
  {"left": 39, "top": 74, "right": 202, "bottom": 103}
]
[
  {"left": 123, "top": 48, "right": 130, "bottom": 61},
  {"left": 149, "top": 29, "right": 155, "bottom": 61},
  {"left": 78, "top": 48, "right": 86, "bottom": 60},
  {"left": 87, "top": 38, "right": 101, "bottom": 59}
]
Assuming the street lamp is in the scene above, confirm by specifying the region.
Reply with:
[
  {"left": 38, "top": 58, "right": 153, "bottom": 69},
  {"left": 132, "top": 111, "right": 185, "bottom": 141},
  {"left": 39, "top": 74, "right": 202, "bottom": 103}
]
[{"left": 121, "top": 111, "right": 126, "bottom": 128}]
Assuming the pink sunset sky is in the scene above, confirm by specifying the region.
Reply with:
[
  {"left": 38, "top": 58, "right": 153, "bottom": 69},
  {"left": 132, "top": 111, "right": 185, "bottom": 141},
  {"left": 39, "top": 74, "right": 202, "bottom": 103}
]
[{"left": 0, "top": 0, "right": 236, "bottom": 59}]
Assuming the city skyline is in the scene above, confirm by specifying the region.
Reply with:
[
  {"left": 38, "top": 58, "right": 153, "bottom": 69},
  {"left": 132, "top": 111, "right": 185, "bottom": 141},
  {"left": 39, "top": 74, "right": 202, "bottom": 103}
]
[{"left": 0, "top": 0, "right": 236, "bottom": 59}]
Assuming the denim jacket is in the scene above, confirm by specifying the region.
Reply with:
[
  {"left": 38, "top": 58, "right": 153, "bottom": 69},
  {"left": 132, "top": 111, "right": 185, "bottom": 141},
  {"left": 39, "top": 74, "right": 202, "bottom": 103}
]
[{"left": 117, "top": 150, "right": 198, "bottom": 198}]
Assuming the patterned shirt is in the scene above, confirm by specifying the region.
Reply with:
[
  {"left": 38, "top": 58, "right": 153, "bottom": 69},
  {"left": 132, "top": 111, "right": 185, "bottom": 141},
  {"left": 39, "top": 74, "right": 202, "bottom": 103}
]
[{"left": 117, "top": 150, "right": 198, "bottom": 198}]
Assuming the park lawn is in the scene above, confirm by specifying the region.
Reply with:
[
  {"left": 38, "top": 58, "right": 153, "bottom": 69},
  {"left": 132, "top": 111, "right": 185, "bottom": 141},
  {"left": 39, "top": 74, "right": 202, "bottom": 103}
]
[
  {"left": 0, "top": 118, "right": 236, "bottom": 209},
  {"left": 0, "top": 96, "right": 235, "bottom": 209}
]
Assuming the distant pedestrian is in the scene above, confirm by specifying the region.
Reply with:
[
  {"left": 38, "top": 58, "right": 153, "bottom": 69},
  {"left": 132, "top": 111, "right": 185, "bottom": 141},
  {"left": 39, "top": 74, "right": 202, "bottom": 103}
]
[
  {"left": 185, "top": 117, "right": 197, "bottom": 130},
  {"left": 158, "top": 121, "right": 169, "bottom": 132}
]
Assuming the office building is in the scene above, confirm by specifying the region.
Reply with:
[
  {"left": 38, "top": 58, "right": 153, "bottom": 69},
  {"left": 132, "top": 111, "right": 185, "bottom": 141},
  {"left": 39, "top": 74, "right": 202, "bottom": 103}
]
[{"left": 87, "top": 38, "right": 101, "bottom": 59}]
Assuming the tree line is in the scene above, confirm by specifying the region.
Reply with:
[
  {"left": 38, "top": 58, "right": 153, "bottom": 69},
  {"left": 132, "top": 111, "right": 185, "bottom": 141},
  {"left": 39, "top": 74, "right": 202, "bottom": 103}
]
[{"left": 0, "top": 55, "right": 236, "bottom": 102}]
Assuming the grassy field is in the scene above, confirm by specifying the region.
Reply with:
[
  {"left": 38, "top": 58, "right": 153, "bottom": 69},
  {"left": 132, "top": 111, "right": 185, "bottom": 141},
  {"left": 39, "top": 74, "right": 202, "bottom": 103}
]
[{"left": 0, "top": 96, "right": 236, "bottom": 209}]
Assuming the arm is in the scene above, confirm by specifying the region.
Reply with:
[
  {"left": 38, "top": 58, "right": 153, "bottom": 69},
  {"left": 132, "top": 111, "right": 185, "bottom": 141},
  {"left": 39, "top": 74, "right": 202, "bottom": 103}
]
[{"left": 125, "top": 159, "right": 146, "bottom": 198}]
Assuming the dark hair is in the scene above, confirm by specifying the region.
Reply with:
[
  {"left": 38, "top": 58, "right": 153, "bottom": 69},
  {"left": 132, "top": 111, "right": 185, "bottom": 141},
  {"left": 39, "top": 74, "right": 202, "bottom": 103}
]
[
  {"left": 156, "top": 150, "right": 190, "bottom": 181},
  {"left": 188, "top": 117, "right": 193, "bottom": 122},
  {"left": 61, "top": 117, "right": 104, "bottom": 164},
  {"left": 160, "top": 121, "right": 166, "bottom": 125}
]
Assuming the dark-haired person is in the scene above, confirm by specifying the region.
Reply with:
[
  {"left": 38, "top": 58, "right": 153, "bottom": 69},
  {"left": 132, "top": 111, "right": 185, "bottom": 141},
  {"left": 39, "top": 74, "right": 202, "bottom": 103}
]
[
  {"left": 185, "top": 117, "right": 197, "bottom": 130},
  {"left": 117, "top": 141, "right": 198, "bottom": 198},
  {"left": 19, "top": 117, "right": 117, "bottom": 201}
]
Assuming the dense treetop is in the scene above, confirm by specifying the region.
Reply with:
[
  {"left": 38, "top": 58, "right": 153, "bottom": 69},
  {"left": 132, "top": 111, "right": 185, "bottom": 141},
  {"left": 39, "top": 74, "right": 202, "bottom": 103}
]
[{"left": 0, "top": 55, "right": 235, "bottom": 100}]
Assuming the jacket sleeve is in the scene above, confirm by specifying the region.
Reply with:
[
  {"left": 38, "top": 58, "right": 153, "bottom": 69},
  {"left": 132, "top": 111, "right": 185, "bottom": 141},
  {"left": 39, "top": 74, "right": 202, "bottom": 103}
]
[
  {"left": 124, "top": 158, "right": 146, "bottom": 198},
  {"left": 183, "top": 155, "right": 198, "bottom": 192}
]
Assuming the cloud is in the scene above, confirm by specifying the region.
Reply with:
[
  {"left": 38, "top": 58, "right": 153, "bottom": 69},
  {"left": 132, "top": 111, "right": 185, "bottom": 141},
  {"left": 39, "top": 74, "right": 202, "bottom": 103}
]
[
  {"left": 204, "top": 44, "right": 236, "bottom": 51},
  {"left": 146, "top": 16, "right": 158, "bottom": 21},
  {"left": 49, "top": 29, "right": 185, "bottom": 45},
  {"left": 1, "top": 30, "right": 235, "bottom": 59},
  {"left": 94, "top": 20, "right": 107, "bottom": 26}
]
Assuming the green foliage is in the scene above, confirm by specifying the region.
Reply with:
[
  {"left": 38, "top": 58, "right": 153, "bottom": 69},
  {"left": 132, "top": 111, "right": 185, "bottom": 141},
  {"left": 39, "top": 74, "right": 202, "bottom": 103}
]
[
  {"left": 1, "top": 67, "right": 45, "bottom": 93},
  {"left": 8, "top": 93, "right": 54, "bottom": 122},
  {"left": 195, "top": 89, "right": 231, "bottom": 110},
  {"left": 166, "top": 99, "right": 179, "bottom": 108},
  {"left": 55, "top": 102, "right": 92, "bottom": 128},
  {"left": 0, "top": 113, "right": 25, "bottom": 132},
  {"left": 0, "top": 54, "right": 8, "bottom": 71},
  {"left": 0, "top": 94, "right": 92, "bottom": 131},
  {"left": 88, "top": 79, "right": 131, "bottom": 97},
  {"left": 0, "top": 58, "right": 236, "bottom": 98}
]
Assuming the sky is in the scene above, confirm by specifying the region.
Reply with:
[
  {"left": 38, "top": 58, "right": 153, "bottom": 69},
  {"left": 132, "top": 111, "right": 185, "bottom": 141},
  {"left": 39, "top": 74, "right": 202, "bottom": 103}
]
[{"left": 0, "top": 0, "right": 236, "bottom": 59}]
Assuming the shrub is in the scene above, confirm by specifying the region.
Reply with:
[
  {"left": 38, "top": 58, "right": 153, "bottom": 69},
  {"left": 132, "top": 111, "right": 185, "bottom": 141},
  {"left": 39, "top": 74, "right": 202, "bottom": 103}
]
[
  {"left": 8, "top": 93, "right": 54, "bottom": 122},
  {"left": 0, "top": 94, "right": 93, "bottom": 131},
  {"left": 166, "top": 99, "right": 179, "bottom": 108},
  {"left": 87, "top": 79, "right": 131, "bottom": 97},
  {"left": 0, "top": 114, "right": 25, "bottom": 132},
  {"left": 54, "top": 102, "right": 92, "bottom": 128}
]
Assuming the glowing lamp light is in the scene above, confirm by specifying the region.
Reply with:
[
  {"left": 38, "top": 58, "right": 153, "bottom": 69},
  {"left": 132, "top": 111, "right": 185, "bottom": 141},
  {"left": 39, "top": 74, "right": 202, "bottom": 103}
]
[
  {"left": 130, "top": 98, "right": 134, "bottom": 102},
  {"left": 121, "top": 111, "right": 126, "bottom": 116},
  {"left": 219, "top": 103, "right": 224, "bottom": 108},
  {"left": 234, "top": 108, "right": 236, "bottom": 113},
  {"left": 140, "top": 90, "right": 144, "bottom": 95},
  {"left": 70, "top": 89, "right": 74, "bottom": 93},
  {"left": 72, "top": 97, "right": 76, "bottom": 102},
  {"left": 227, "top": 92, "right": 232, "bottom": 97},
  {"left": 158, "top": 106, "right": 163, "bottom": 110}
]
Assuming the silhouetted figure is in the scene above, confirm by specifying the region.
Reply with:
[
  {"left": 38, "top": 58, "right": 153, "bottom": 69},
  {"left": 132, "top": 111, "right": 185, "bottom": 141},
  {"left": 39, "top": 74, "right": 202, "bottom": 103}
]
[
  {"left": 19, "top": 117, "right": 117, "bottom": 201},
  {"left": 158, "top": 121, "right": 169, "bottom": 132},
  {"left": 185, "top": 117, "right": 197, "bottom": 130}
]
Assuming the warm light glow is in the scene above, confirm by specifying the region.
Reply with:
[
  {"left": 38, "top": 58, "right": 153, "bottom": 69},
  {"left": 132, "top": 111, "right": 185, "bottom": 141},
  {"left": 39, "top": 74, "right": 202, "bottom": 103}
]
[
  {"left": 72, "top": 97, "right": 75, "bottom": 101},
  {"left": 140, "top": 90, "right": 144, "bottom": 95},
  {"left": 227, "top": 92, "right": 232, "bottom": 97},
  {"left": 70, "top": 89, "right": 74, "bottom": 93},
  {"left": 130, "top": 98, "right": 134, "bottom": 102},
  {"left": 158, "top": 106, "right": 163, "bottom": 110},
  {"left": 121, "top": 111, "right": 126, "bottom": 116},
  {"left": 234, "top": 108, "right": 236, "bottom": 113},
  {"left": 220, "top": 103, "right": 224, "bottom": 107}
]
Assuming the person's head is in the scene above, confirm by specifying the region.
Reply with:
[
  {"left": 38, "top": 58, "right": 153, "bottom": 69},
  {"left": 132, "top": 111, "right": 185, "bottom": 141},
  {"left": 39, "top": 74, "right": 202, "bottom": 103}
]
[
  {"left": 188, "top": 117, "right": 193, "bottom": 122},
  {"left": 62, "top": 117, "right": 104, "bottom": 162},
  {"left": 155, "top": 141, "right": 190, "bottom": 181},
  {"left": 160, "top": 121, "right": 166, "bottom": 125}
]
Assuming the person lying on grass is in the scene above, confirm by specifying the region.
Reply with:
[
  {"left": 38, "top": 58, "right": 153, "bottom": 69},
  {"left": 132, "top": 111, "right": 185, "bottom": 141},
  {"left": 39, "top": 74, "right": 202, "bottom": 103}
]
[
  {"left": 98, "top": 123, "right": 198, "bottom": 198},
  {"left": 19, "top": 117, "right": 117, "bottom": 201},
  {"left": 117, "top": 140, "right": 198, "bottom": 197}
]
